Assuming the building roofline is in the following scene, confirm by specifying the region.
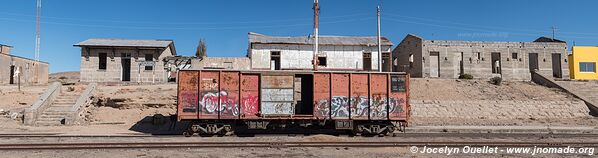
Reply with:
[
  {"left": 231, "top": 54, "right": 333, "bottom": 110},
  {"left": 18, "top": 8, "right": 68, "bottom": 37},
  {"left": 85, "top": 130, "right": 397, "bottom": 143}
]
[{"left": 0, "top": 53, "right": 49, "bottom": 64}]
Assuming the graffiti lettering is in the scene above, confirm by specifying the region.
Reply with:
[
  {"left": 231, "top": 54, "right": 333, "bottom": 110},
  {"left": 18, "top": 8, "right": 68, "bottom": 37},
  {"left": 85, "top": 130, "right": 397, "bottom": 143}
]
[
  {"left": 241, "top": 95, "right": 259, "bottom": 115},
  {"left": 351, "top": 96, "right": 369, "bottom": 118},
  {"left": 199, "top": 91, "right": 240, "bottom": 116}
]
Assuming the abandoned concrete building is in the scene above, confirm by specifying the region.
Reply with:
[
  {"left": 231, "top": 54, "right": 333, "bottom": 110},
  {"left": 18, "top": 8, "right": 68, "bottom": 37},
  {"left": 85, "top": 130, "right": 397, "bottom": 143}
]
[
  {"left": 393, "top": 34, "right": 569, "bottom": 80},
  {"left": 248, "top": 32, "right": 394, "bottom": 71},
  {"left": 191, "top": 57, "right": 251, "bottom": 70},
  {"left": 0, "top": 44, "right": 49, "bottom": 85},
  {"left": 74, "top": 39, "right": 176, "bottom": 83}
]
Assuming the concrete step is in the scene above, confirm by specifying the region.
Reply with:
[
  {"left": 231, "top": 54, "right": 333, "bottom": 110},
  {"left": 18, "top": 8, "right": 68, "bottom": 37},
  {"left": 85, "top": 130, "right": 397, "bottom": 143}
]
[
  {"left": 54, "top": 98, "right": 77, "bottom": 102},
  {"left": 35, "top": 120, "right": 64, "bottom": 126},
  {"left": 41, "top": 111, "right": 71, "bottom": 116},
  {"left": 53, "top": 101, "right": 76, "bottom": 105},
  {"left": 37, "top": 117, "right": 66, "bottom": 122},
  {"left": 50, "top": 104, "right": 73, "bottom": 107}
]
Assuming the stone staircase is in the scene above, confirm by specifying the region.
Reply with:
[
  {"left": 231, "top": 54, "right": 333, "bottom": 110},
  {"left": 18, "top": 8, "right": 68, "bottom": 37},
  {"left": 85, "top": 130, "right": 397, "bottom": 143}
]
[{"left": 35, "top": 88, "right": 80, "bottom": 126}]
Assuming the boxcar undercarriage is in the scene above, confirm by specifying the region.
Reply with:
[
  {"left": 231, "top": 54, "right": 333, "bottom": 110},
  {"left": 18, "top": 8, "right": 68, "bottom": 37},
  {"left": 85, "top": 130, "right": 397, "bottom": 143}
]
[{"left": 182, "top": 119, "right": 407, "bottom": 137}]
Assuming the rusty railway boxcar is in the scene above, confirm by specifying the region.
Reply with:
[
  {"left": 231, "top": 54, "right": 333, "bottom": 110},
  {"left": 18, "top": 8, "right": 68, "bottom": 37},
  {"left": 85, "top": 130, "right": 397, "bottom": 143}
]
[{"left": 177, "top": 70, "right": 410, "bottom": 136}]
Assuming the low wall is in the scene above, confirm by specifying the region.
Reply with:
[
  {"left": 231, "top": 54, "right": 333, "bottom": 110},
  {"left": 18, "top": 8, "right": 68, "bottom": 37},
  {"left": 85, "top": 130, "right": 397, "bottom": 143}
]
[
  {"left": 66, "top": 83, "right": 97, "bottom": 125},
  {"left": 23, "top": 82, "right": 61, "bottom": 125},
  {"left": 532, "top": 71, "right": 598, "bottom": 115}
]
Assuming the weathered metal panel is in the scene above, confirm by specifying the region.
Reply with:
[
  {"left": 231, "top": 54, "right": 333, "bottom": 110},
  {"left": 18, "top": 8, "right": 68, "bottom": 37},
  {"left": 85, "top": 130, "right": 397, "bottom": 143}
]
[
  {"left": 389, "top": 74, "right": 408, "bottom": 120},
  {"left": 261, "top": 75, "right": 294, "bottom": 115},
  {"left": 240, "top": 74, "right": 260, "bottom": 119},
  {"left": 330, "top": 73, "right": 350, "bottom": 119},
  {"left": 313, "top": 73, "right": 331, "bottom": 119},
  {"left": 369, "top": 74, "right": 388, "bottom": 120},
  {"left": 261, "top": 89, "right": 294, "bottom": 101},
  {"left": 177, "top": 71, "right": 198, "bottom": 120},
  {"left": 261, "top": 102, "right": 294, "bottom": 115},
  {"left": 261, "top": 89, "right": 294, "bottom": 115},
  {"left": 350, "top": 74, "right": 369, "bottom": 120},
  {"left": 219, "top": 72, "right": 240, "bottom": 119},
  {"left": 198, "top": 71, "right": 219, "bottom": 119},
  {"left": 261, "top": 75, "right": 294, "bottom": 88}
]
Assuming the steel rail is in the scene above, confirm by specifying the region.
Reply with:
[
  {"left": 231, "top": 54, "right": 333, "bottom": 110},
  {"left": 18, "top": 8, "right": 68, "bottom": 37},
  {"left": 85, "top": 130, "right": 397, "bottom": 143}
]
[{"left": 1, "top": 141, "right": 598, "bottom": 150}]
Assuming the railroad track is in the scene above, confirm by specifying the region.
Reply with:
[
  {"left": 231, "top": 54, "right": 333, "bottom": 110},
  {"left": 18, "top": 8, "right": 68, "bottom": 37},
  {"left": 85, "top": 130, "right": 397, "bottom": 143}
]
[
  {"left": 1, "top": 141, "right": 597, "bottom": 150},
  {"left": 1, "top": 132, "right": 598, "bottom": 138}
]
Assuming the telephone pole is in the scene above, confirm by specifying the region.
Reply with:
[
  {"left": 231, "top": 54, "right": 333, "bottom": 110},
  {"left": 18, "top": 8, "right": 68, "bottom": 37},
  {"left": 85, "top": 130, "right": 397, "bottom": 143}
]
[
  {"left": 313, "top": 0, "right": 319, "bottom": 71},
  {"left": 377, "top": 4, "right": 382, "bottom": 72},
  {"left": 35, "top": 0, "right": 42, "bottom": 62}
]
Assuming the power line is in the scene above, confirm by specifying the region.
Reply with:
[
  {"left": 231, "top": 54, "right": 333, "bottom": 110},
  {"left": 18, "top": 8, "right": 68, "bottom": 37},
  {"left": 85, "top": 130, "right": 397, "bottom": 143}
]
[
  {"left": 0, "top": 11, "right": 371, "bottom": 25},
  {"left": 0, "top": 16, "right": 375, "bottom": 30}
]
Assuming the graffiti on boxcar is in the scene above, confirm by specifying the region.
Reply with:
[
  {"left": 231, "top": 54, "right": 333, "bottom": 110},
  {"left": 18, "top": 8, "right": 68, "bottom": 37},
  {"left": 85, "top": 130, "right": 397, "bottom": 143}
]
[
  {"left": 180, "top": 91, "right": 198, "bottom": 112},
  {"left": 315, "top": 99, "right": 329, "bottom": 117},
  {"left": 370, "top": 95, "right": 388, "bottom": 119},
  {"left": 241, "top": 95, "right": 259, "bottom": 115},
  {"left": 199, "top": 91, "right": 240, "bottom": 116},
  {"left": 350, "top": 96, "right": 369, "bottom": 117},
  {"left": 388, "top": 97, "right": 406, "bottom": 114},
  {"left": 331, "top": 96, "right": 350, "bottom": 118}
]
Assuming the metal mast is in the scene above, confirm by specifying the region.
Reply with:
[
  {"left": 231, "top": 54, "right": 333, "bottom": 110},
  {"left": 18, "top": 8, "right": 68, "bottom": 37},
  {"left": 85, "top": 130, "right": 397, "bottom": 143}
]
[
  {"left": 377, "top": 4, "right": 382, "bottom": 72},
  {"left": 313, "top": 0, "right": 319, "bottom": 70},
  {"left": 35, "top": 0, "right": 42, "bottom": 62}
]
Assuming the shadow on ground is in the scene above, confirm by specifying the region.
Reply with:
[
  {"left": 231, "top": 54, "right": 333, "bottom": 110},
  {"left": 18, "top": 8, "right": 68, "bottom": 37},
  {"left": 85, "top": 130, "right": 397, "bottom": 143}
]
[{"left": 128, "top": 114, "right": 189, "bottom": 135}]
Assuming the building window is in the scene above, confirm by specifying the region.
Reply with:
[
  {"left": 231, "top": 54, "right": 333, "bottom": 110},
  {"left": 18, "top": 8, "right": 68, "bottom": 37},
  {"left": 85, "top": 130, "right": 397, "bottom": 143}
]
[
  {"left": 477, "top": 52, "right": 481, "bottom": 60},
  {"left": 580, "top": 62, "right": 596, "bottom": 73},
  {"left": 145, "top": 54, "right": 153, "bottom": 70},
  {"left": 512, "top": 53, "right": 518, "bottom": 60},
  {"left": 317, "top": 57, "right": 327, "bottom": 66},
  {"left": 98, "top": 53, "right": 107, "bottom": 70}
]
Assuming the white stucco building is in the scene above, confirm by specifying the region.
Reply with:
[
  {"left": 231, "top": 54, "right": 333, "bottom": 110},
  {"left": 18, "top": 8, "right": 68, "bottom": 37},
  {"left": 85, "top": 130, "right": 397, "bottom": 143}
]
[{"left": 247, "top": 32, "right": 394, "bottom": 71}]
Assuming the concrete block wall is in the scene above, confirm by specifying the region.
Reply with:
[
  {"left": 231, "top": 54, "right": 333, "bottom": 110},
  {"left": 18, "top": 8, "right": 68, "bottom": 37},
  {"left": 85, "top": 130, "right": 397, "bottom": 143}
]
[
  {"left": 249, "top": 43, "right": 391, "bottom": 71},
  {"left": 194, "top": 57, "right": 251, "bottom": 70},
  {"left": 80, "top": 47, "right": 171, "bottom": 83},
  {"left": 396, "top": 36, "right": 569, "bottom": 80}
]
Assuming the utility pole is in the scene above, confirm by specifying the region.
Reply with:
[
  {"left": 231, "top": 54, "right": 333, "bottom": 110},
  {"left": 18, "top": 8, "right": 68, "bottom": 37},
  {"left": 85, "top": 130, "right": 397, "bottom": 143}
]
[
  {"left": 377, "top": 4, "right": 382, "bottom": 72},
  {"left": 551, "top": 26, "right": 558, "bottom": 41},
  {"left": 313, "top": 0, "right": 319, "bottom": 71},
  {"left": 35, "top": 0, "right": 42, "bottom": 62}
]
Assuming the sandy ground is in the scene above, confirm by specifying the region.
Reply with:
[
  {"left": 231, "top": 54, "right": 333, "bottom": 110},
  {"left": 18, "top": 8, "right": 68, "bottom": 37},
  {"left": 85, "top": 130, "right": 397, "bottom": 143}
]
[{"left": 410, "top": 78, "right": 577, "bottom": 101}]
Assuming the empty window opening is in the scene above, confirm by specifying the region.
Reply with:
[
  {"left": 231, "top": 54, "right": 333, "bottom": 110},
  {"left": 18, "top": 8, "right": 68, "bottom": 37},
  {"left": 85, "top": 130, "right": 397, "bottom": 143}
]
[
  {"left": 317, "top": 57, "right": 327, "bottom": 66},
  {"left": 512, "top": 53, "right": 518, "bottom": 60},
  {"left": 271, "top": 51, "right": 281, "bottom": 70},
  {"left": 145, "top": 54, "right": 154, "bottom": 70},
  {"left": 98, "top": 53, "right": 107, "bottom": 70},
  {"left": 580, "top": 62, "right": 596, "bottom": 73}
]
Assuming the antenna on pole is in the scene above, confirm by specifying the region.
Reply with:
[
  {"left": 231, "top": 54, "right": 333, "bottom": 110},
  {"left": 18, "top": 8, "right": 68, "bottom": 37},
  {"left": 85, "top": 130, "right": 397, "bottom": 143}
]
[
  {"left": 35, "top": 0, "right": 42, "bottom": 62},
  {"left": 377, "top": 2, "right": 382, "bottom": 72},
  {"left": 313, "top": 0, "right": 319, "bottom": 71},
  {"left": 550, "top": 26, "right": 558, "bottom": 41}
]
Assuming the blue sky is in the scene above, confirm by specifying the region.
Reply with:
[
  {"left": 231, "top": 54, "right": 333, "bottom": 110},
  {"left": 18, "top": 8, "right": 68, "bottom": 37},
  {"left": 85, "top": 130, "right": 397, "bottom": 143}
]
[{"left": 1, "top": 0, "right": 597, "bottom": 73}]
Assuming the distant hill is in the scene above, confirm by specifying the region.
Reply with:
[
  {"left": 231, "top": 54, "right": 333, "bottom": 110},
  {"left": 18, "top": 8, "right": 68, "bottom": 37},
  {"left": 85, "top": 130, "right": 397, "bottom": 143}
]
[{"left": 49, "top": 71, "right": 80, "bottom": 78}]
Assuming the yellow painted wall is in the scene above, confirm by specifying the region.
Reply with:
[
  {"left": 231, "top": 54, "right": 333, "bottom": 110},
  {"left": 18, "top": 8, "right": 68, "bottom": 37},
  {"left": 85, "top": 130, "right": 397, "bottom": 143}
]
[{"left": 570, "top": 46, "right": 598, "bottom": 80}]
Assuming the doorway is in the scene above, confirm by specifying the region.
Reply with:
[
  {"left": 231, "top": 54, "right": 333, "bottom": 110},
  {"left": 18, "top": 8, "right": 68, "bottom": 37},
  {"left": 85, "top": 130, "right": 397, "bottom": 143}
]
[
  {"left": 429, "top": 52, "right": 440, "bottom": 77},
  {"left": 382, "top": 53, "right": 391, "bottom": 72},
  {"left": 121, "top": 58, "right": 131, "bottom": 81},
  {"left": 551, "top": 53, "right": 562, "bottom": 78},
  {"left": 9, "top": 65, "right": 15, "bottom": 84},
  {"left": 491, "top": 53, "right": 501, "bottom": 74},
  {"left": 294, "top": 74, "right": 313, "bottom": 115},
  {"left": 459, "top": 52, "right": 464, "bottom": 76},
  {"left": 363, "top": 52, "right": 372, "bottom": 71},
  {"left": 529, "top": 53, "right": 539, "bottom": 72}
]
